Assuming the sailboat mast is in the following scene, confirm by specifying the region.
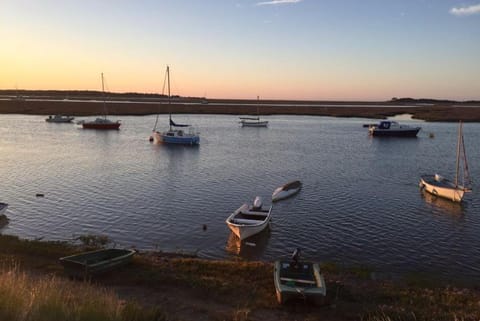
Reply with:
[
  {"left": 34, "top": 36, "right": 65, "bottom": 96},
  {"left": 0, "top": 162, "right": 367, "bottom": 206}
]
[
  {"left": 101, "top": 73, "right": 107, "bottom": 120},
  {"left": 454, "top": 121, "right": 462, "bottom": 187},
  {"left": 167, "top": 66, "right": 172, "bottom": 131}
]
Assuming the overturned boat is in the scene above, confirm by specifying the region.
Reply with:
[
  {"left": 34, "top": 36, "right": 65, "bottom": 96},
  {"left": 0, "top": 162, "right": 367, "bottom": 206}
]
[{"left": 272, "top": 180, "right": 302, "bottom": 202}]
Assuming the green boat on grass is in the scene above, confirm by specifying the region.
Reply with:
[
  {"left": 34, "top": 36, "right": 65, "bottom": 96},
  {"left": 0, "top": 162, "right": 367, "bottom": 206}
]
[
  {"left": 60, "top": 248, "right": 135, "bottom": 278},
  {"left": 273, "top": 249, "right": 326, "bottom": 305}
]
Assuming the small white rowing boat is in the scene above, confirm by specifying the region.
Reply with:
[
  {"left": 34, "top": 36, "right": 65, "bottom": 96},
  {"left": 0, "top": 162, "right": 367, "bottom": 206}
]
[
  {"left": 226, "top": 197, "right": 272, "bottom": 240},
  {"left": 272, "top": 180, "right": 302, "bottom": 202},
  {"left": 0, "top": 202, "right": 8, "bottom": 216}
]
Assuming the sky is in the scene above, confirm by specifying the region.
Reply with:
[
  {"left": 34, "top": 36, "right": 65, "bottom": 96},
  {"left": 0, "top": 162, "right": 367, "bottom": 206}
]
[{"left": 1, "top": 0, "right": 479, "bottom": 101}]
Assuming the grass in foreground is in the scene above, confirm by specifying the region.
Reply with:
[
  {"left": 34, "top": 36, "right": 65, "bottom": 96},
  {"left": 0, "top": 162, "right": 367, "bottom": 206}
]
[{"left": 0, "top": 267, "right": 167, "bottom": 321}]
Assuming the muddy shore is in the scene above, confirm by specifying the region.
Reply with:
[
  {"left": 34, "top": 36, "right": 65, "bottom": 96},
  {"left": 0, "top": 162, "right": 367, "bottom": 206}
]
[{"left": 1, "top": 98, "right": 480, "bottom": 122}]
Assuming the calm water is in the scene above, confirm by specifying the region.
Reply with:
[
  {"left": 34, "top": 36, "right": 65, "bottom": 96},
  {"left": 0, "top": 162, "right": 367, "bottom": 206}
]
[{"left": 1, "top": 114, "right": 479, "bottom": 281}]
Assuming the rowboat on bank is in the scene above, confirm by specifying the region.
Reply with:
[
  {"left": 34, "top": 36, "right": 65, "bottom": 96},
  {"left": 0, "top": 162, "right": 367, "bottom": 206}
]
[
  {"left": 59, "top": 248, "right": 135, "bottom": 278},
  {"left": 274, "top": 249, "right": 326, "bottom": 305}
]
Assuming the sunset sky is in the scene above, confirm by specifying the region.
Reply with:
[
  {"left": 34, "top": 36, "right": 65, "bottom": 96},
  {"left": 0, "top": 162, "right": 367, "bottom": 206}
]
[{"left": 1, "top": 0, "right": 479, "bottom": 100}]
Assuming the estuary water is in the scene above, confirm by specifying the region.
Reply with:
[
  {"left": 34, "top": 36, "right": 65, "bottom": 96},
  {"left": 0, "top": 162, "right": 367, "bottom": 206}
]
[{"left": 1, "top": 114, "right": 479, "bottom": 281}]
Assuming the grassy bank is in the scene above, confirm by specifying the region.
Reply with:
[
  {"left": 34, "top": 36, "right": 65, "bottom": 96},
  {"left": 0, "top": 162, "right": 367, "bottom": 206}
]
[
  {"left": 0, "top": 234, "right": 480, "bottom": 320},
  {"left": 1, "top": 99, "right": 480, "bottom": 122}
]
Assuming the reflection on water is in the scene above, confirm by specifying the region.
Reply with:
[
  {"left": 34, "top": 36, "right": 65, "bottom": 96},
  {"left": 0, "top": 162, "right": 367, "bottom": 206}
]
[
  {"left": 420, "top": 189, "right": 465, "bottom": 217},
  {"left": 1, "top": 115, "right": 480, "bottom": 281},
  {"left": 225, "top": 228, "right": 271, "bottom": 259}
]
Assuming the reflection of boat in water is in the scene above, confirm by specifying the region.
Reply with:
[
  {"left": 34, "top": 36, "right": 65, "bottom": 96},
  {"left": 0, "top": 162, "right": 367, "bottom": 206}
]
[
  {"left": 225, "top": 228, "right": 270, "bottom": 259},
  {"left": 420, "top": 189, "right": 464, "bottom": 216}
]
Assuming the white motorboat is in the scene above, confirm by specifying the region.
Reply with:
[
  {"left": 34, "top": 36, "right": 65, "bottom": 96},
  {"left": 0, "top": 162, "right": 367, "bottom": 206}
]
[
  {"left": 0, "top": 202, "right": 8, "bottom": 216},
  {"left": 226, "top": 196, "right": 272, "bottom": 240},
  {"left": 272, "top": 180, "right": 302, "bottom": 202},
  {"left": 45, "top": 115, "right": 75, "bottom": 123},
  {"left": 368, "top": 121, "right": 420, "bottom": 137},
  {"left": 419, "top": 122, "right": 472, "bottom": 202}
]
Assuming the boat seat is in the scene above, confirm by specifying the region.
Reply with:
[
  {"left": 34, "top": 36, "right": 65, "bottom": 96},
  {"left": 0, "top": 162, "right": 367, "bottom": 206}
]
[
  {"left": 231, "top": 218, "right": 263, "bottom": 225},
  {"left": 280, "top": 277, "right": 316, "bottom": 285},
  {"left": 240, "top": 210, "right": 269, "bottom": 216}
]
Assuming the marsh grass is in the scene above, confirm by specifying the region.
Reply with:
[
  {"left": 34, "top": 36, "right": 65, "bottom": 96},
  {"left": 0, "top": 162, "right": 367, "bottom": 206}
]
[{"left": 0, "top": 267, "right": 167, "bottom": 321}]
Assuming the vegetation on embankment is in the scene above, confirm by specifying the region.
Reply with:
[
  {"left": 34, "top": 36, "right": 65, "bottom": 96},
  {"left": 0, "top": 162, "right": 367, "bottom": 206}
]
[
  {"left": 1, "top": 234, "right": 480, "bottom": 320},
  {"left": 1, "top": 98, "right": 480, "bottom": 122}
]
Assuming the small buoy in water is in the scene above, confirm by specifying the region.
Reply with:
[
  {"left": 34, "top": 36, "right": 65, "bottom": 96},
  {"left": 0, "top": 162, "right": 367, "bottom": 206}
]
[
  {"left": 244, "top": 242, "right": 256, "bottom": 247},
  {"left": 149, "top": 136, "right": 154, "bottom": 142},
  {"left": 202, "top": 224, "right": 207, "bottom": 231},
  {"left": 36, "top": 193, "right": 44, "bottom": 197},
  {"left": 429, "top": 132, "right": 435, "bottom": 138}
]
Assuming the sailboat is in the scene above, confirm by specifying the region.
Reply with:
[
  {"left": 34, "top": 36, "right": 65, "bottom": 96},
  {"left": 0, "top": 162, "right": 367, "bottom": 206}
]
[
  {"left": 239, "top": 96, "right": 268, "bottom": 127},
  {"left": 419, "top": 121, "right": 472, "bottom": 202},
  {"left": 151, "top": 66, "right": 200, "bottom": 145},
  {"left": 81, "top": 73, "right": 121, "bottom": 130}
]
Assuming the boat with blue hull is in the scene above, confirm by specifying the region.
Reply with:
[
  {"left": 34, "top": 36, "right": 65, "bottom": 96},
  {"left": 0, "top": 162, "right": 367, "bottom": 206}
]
[
  {"left": 369, "top": 121, "right": 420, "bottom": 137},
  {"left": 152, "top": 66, "right": 200, "bottom": 145}
]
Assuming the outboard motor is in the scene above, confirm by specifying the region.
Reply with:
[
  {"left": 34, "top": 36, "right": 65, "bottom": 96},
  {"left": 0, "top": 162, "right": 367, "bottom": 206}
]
[
  {"left": 252, "top": 196, "right": 263, "bottom": 210},
  {"left": 291, "top": 248, "right": 301, "bottom": 267}
]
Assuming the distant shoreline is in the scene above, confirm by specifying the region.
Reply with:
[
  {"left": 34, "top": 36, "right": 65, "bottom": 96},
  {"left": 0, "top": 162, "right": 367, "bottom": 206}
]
[{"left": 1, "top": 97, "right": 480, "bottom": 122}]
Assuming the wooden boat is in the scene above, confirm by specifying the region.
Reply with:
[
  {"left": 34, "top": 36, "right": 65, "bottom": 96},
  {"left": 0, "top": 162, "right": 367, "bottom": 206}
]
[
  {"left": 272, "top": 180, "right": 302, "bottom": 202},
  {"left": 151, "top": 66, "right": 200, "bottom": 145},
  {"left": 0, "top": 202, "right": 8, "bottom": 216},
  {"left": 368, "top": 121, "right": 420, "bottom": 137},
  {"left": 419, "top": 122, "right": 472, "bottom": 202},
  {"left": 226, "top": 197, "right": 272, "bottom": 240},
  {"left": 82, "top": 73, "right": 121, "bottom": 130},
  {"left": 59, "top": 248, "right": 135, "bottom": 278},
  {"left": 274, "top": 249, "right": 326, "bottom": 305},
  {"left": 45, "top": 115, "right": 75, "bottom": 123}
]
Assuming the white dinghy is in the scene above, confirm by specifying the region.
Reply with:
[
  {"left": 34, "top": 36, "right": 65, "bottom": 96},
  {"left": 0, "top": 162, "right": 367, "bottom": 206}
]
[
  {"left": 419, "top": 121, "right": 472, "bottom": 202},
  {"left": 226, "top": 196, "right": 272, "bottom": 241},
  {"left": 272, "top": 180, "right": 302, "bottom": 202}
]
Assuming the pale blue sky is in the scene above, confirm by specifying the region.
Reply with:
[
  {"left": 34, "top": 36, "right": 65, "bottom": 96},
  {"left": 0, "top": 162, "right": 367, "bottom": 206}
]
[{"left": 1, "top": 0, "right": 479, "bottom": 100}]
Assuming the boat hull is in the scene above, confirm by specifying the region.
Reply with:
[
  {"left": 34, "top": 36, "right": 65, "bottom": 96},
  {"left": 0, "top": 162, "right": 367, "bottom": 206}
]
[
  {"left": 82, "top": 122, "right": 121, "bottom": 130},
  {"left": 370, "top": 128, "right": 420, "bottom": 137},
  {"left": 0, "top": 203, "right": 8, "bottom": 216},
  {"left": 59, "top": 248, "right": 135, "bottom": 278},
  {"left": 419, "top": 175, "right": 465, "bottom": 202},
  {"left": 272, "top": 181, "right": 302, "bottom": 202},
  {"left": 226, "top": 204, "right": 272, "bottom": 240},
  {"left": 46, "top": 117, "right": 74, "bottom": 123},
  {"left": 240, "top": 121, "right": 269, "bottom": 127},
  {"left": 153, "top": 131, "right": 200, "bottom": 145},
  {"left": 274, "top": 261, "right": 326, "bottom": 305}
]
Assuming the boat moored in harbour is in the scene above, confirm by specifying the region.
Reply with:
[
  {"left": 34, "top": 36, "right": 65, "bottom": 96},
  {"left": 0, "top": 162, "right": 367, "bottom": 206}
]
[
  {"left": 226, "top": 196, "right": 272, "bottom": 241},
  {"left": 368, "top": 121, "right": 420, "bottom": 137},
  {"left": 272, "top": 180, "right": 302, "bottom": 202},
  {"left": 45, "top": 115, "right": 75, "bottom": 123}
]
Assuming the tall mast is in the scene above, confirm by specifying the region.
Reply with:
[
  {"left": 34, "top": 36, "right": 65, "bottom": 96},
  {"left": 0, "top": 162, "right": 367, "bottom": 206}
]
[
  {"left": 101, "top": 72, "right": 107, "bottom": 120},
  {"left": 454, "top": 121, "right": 462, "bottom": 187},
  {"left": 167, "top": 66, "right": 172, "bottom": 131}
]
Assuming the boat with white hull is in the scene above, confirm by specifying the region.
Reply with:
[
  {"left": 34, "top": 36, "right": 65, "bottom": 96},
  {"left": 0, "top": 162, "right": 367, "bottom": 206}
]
[
  {"left": 46, "top": 115, "right": 75, "bottom": 123},
  {"left": 151, "top": 66, "right": 200, "bottom": 145},
  {"left": 272, "top": 180, "right": 302, "bottom": 202},
  {"left": 226, "top": 197, "right": 272, "bottom": 241},
  {"left": 419, "top": 122, "right": 472, "bottom": 202},
  {"left": 239, "top": 117, "right": 269, "bottom": 127},
  {"left": 369, "top": 121, "right": 420, "bottom": 137}
]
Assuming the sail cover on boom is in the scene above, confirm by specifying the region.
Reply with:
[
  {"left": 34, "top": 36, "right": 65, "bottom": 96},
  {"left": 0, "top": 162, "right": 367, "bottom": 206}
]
[{"left": 170, "top": 118, "right": 190, "bottom": 127}]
